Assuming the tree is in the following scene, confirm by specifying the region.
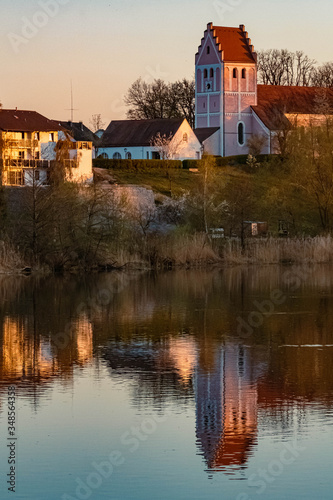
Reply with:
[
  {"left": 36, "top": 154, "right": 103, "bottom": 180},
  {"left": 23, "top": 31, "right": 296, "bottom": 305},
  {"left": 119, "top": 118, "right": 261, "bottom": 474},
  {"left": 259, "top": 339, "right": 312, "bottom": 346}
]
[
  {"left": 257, "top": 49, "right": 316, "bottom": 86},
  {"left": 124, "top": 78, "right": 195, "bottom": 127},
  {"left": 312, "top": 63, "right": 333, "bottom": 88},
  {"left": 150, "top": 132, "right": 183, "bottom": 196},
  {"left": 288, "top": 117, "right": 333, "bottom": 232},
  {"left": 90, "top": 114, "right": 105, "bottom": 133},
  {"left": 246, "top": 134, "right": 267, "bottom": 156}
]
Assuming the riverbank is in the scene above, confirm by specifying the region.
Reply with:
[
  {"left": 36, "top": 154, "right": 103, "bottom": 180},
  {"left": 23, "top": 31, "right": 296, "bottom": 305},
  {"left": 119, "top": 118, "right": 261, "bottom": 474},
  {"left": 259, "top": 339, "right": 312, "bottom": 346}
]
[{"left": 3, "top": 235, "right": 333, "bottom": 275}]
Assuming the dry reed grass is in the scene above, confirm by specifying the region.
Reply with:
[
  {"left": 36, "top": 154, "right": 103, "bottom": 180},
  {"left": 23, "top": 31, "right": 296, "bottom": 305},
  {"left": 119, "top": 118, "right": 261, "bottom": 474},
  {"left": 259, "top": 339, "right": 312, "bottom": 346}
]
[{"left": 0, "top": 240, "right": 26, "bottom": 273}]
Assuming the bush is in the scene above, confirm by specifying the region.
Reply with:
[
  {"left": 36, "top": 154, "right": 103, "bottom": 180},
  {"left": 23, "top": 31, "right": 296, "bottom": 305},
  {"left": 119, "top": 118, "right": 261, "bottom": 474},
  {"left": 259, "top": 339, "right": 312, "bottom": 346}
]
[{"left": 93, "top": 159, "right": 182, "bottom": 171}]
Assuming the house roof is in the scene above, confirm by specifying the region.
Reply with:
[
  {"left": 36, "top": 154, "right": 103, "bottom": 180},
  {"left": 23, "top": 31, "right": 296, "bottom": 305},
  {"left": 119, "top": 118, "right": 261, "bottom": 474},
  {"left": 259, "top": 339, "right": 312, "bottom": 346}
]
[
  {"left": 211, "top": 25, "right": 257, "bottom": 63},
  {"left": 194, "top": 127, "right": 220, "bottom": 143},
  {"left": 252, "top": 85, "right": 333, "bottom": 130},
  {"left": 0, "top": 109, "right": 62, "bottom": 132},
  {"left": 101, "top": 118, "right": 185, "bottom": 148},
  {"left": 58, "top": 121, "right": 100, "bottom": 145}
]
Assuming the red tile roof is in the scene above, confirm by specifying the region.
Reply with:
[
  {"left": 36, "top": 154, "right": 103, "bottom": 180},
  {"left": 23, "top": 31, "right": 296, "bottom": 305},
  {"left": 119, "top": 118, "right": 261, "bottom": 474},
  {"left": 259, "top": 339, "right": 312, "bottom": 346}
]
[
  {"left": 252, "top": 85, "right": 333, "bottom": 130},
  {"left": 0, "top": 109, "right": 62, "bottom": 133},
  {"left": 101, "top": 119, "right": 185, "bottom": 148},
  {"left": 211, "top": 25, "right": 256, "bottom": 63}
]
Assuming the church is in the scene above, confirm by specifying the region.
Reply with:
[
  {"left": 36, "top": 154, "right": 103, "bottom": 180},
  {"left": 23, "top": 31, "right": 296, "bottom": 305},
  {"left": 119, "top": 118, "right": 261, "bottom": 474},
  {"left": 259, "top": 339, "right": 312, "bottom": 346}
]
[{"left": 194, "top": 23, "right": 333, "bottom": 156}]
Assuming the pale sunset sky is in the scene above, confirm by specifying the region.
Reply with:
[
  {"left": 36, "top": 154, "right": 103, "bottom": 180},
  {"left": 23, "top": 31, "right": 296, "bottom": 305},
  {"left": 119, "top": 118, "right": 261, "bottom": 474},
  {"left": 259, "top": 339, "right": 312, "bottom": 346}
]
[{"left": 0, "top": 0, "right": 332, "bottom": 128}]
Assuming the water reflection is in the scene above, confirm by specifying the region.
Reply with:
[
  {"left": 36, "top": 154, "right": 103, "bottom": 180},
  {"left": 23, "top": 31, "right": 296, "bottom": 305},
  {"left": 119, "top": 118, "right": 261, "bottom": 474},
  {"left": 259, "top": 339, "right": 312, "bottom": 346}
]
[{"left": 0, "top": 266, "right": 333, "bottom": 477}]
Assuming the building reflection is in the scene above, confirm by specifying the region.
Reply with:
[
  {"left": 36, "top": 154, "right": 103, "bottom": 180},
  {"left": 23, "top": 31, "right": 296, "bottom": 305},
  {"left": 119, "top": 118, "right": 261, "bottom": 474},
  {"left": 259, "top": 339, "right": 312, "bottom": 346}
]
[{"left": 194, "top": 342, "right": 258, "bottom": 472}]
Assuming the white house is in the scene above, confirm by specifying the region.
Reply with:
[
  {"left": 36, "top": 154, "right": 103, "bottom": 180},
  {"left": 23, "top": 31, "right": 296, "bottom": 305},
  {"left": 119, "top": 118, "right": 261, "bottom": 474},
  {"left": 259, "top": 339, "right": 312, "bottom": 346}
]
[{"left": 99, "top": 118, "right": 202, "bottom": 160}]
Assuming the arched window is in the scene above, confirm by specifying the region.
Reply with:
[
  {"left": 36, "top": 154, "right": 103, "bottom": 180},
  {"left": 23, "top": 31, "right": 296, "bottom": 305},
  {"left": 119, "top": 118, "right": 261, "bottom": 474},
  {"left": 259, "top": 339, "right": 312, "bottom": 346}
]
[
  {"left": 183, "top": 133, "right": 188, "bottom": 143},
  {"left": 204, "top": 69, "right": 208, "bottom": 78},
  {"left": 113, "top": 152, "right": 122, "bottom": 159},
  {"left": 207, "top": 46, "right": 210, "bottom": 54},
  {"left": 99, "top": 152, "right": 109, "bottom": 159},
  {"left": 238, "top": 123, "right": 245, "bottom": 146},
  {"left": 210, "top": 68, "right": 214, "bottom": 78},
  {"left": 125, "top": 152, "right": 132, "bottom": 159},
  {"left": 233, "top": 68, "right": 237, "bottom": 79},
  {"left": 242, "top": 68, "right": 246, "bottom": 79}
]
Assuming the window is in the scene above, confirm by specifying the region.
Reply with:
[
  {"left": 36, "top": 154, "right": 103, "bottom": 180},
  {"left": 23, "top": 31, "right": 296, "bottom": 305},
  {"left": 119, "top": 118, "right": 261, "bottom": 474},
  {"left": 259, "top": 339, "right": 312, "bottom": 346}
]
[
  {"left": 18, "top": 151, "right": 25, "bottom": 160},
  {"left": 49, "top": 133, "right": 54, "bottom": 142},
  {"left": 21, "top": 132, "right": 25, "bottom": 139},
  {"left": 242, "top": 68, "right": 246, "bottom": 79},
  {"left": 99, "top": 152, "right": 109, "bottom": 159},
  {"left": 210, "top": 68, "right": 214, "bottom": 78},
  {"left": 35, "top": 151, "right": 40, "bottom": 160},
  {"left": 152, "top": 152, "right": 160, "bottom": 160},
  {"left": 147, "top": 152, "right": 150, "bottom": 160},
  {"left": 233, "top": 68, "right": 237, "bottom": 79},
  {"left": 113, "top": 152, "right": 122, "bottom": 159},
  {"left": 125, "top": 152, "right": 132, "bottom": 159},
  {"left": 204, "top": 69, "right": 208, "bottom": 78},
  {"left": 207, "top": 46, "right": 210, "bottom": 54},
  {"left": 238, "top": 122, "right": 245, "bottom": 146},
  {"left": 183, "top": 133, "right": 188, "bottom": 143},
  {"left": 35, "top": 132, "right": 40, "bottom": 140}
]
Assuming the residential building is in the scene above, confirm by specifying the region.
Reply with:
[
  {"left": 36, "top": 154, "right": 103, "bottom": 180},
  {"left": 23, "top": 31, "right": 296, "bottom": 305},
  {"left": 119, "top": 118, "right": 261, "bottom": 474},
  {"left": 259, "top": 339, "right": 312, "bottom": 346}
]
[
  {"left": 0, "top": 109, "right": 93, "bottom": 186},
  {"left": 99, "top": 118, "right": 202, "bottom": 160}
]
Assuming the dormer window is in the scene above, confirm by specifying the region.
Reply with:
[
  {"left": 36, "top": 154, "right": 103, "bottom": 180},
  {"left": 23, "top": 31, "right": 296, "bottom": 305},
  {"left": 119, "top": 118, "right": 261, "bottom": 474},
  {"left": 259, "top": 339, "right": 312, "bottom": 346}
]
[
  {"left": 207, "top": 46, "right": 210, "bottom": 54},
  {"left": 242, "top": 68, "right": 246, "bottom": 79},
  {"left": 210, "top": 68, "right": 214, "bottom": 78},
  {"left": 204, "top": 69, "right": 208, "bottom": 78},
  {"left": 233, "top": 68, "right": 237, "bottom": 79}
]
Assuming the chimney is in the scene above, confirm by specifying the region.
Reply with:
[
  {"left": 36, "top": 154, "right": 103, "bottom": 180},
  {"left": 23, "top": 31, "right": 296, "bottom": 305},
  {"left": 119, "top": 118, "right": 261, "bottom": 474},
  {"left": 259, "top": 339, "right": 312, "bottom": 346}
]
[{"left": 239, "top": 24, "right": 245, "bottom": 31}]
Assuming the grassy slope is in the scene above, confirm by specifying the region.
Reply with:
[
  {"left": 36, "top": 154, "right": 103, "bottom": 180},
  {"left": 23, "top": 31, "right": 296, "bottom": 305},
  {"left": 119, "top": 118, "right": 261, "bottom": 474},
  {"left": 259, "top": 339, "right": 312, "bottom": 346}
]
[{"left": 110, "top": 166, "right": 321, "bottom": 235}]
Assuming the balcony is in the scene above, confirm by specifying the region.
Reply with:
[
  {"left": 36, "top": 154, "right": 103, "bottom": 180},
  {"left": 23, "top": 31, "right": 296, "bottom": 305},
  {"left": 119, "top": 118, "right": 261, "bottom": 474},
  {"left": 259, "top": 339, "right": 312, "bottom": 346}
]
[
  {"left": 6, "top": 140, "right": 39, "bottom": 149},
  {"left": 2, "top": 159, "right": 78, "bottom": 169}
]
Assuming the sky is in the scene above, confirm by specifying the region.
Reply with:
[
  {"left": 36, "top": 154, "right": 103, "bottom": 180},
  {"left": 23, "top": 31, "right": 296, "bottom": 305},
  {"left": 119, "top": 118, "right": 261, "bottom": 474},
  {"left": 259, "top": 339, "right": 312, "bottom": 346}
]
[{"left": 0, "top": 0, "right": 332, "bottom": 129}]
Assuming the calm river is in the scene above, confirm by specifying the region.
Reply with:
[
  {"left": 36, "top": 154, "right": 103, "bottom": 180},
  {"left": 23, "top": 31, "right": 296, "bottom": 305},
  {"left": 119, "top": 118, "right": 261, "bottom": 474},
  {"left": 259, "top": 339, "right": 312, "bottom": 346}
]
[{"left": 0, "top": 266, "right": 332, "bottom": 499}]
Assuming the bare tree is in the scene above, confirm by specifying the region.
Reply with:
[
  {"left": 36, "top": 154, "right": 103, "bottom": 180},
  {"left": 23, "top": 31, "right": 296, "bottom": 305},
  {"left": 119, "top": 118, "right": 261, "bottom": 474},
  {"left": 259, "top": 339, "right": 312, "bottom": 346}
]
[
  {"left": 150, "top": 133, "right": 183, "bottom": 196},
  {"left": 312, "top": 63, "right": 333, "bottom": 88},
  {"left": 124, "top": 78, "right": 195, "bottom": 125},
  {"left": 257, "top": 49, "right": 316, "bottom": 86},
  {"left": 90, "top": 114, "right": 105, "bottom": 133},
  {"left": 246, "top": 134, "right": 267, "bottom": 156}
]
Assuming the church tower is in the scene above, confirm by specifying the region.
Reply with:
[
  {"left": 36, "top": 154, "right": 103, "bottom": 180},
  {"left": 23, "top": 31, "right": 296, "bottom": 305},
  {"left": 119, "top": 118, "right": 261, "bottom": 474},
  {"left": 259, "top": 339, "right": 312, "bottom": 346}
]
[{"left": 195, "top": 23, "right": 257, "bottom": 157}]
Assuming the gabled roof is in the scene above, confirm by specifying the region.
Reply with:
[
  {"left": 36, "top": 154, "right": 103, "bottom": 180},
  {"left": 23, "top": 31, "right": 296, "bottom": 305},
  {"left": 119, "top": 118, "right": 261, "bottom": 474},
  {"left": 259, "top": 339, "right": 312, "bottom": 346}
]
[
  {"left": 252, "top": 85, "right": 333, "bottom": 130},
  {"left": 101, "top": 118, "right": 185, "bottom": 148},
  {"left": 0, "top": 109, "right": 62, "bottom": 132},
  {"left": 58, "top": 121, "right": 99, "bottom": 146},
  {"left": 194, "top": 127, "right": 220, "bottom": 143},
  {"left": 196, "top": 23, "right": 256, "bottom": 64}
]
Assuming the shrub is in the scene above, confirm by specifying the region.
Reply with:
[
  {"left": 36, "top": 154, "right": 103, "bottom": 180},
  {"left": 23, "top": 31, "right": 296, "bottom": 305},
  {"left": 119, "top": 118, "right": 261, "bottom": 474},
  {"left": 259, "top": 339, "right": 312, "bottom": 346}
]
[{"left": 93, "top": 159, "right": 182, "bottom": 171}]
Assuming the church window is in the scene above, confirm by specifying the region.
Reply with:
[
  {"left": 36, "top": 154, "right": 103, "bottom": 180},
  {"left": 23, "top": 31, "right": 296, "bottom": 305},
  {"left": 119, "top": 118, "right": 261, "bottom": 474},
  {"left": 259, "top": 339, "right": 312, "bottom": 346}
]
[
  {"left": 183, "top": 133, "right": 188, "bottom": 143},
  {"left": 233, "top": 68, "right": 237, "bottom": 78},
  {"left": 242, "top": 68, "right": 246, "bottom": 79},
  {"left": 125, "top": 152, "right": 132, "bottom": 159},
  {"left": 113, "top": 152, "right": 122, "bottom": 159},
  {"left": 210, "top": 68, "right": 214, "bottom": 78},
  {"left": 238, "top": 122, "right": 245, "bottom": 146},
  {"left": 204, "top": 69, "right": 208, "bottom": 78},
  {"left": 207, "top": 46, "right": 210, "bottom": 54},
  {"left": 100, "top": 152, "right": 109, "bottom": 159}
]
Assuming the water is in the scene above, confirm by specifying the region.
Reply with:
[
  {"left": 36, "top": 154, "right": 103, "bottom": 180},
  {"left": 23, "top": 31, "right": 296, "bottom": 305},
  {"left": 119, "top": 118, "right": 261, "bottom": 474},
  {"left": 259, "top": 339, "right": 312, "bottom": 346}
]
[{"left": 0, "top": 266, "right": 332, "bottom": 499}]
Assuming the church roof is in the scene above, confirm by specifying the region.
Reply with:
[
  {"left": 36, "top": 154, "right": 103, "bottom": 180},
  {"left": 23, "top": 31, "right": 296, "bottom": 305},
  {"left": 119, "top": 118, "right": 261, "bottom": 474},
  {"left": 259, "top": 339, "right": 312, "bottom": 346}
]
[
  {"left": 211, "top": 25, "right": 256, "bottom": 63},
  {"left": 101, "top": 118, "right": 185, "bottom": 148},
  {"left": 252, "top": 85, "right": 333, "bottom": 130},
  {"left": 0, "top": 109, "right": 62, "bottom": 132},
  {"left": 194, "top": 127, "right": 220, "bottom": 143}
]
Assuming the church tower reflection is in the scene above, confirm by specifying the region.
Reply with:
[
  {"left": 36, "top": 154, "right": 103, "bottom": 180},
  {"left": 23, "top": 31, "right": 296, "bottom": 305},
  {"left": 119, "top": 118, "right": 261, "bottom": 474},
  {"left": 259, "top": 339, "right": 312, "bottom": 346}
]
[{"left": 194, "top": 342, "right": 258, "bottom": 472}]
